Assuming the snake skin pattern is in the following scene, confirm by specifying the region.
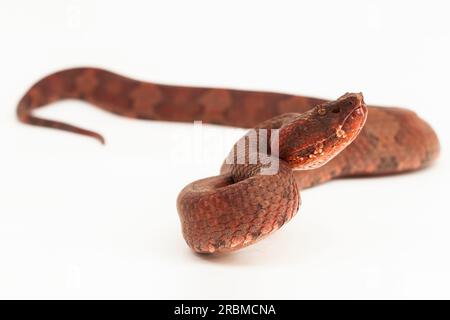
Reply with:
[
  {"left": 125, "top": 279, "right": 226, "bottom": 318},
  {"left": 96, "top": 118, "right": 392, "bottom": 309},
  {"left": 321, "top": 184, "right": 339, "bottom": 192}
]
[{"left": 17, "top": 68, "right": 440, "bottom": 253}]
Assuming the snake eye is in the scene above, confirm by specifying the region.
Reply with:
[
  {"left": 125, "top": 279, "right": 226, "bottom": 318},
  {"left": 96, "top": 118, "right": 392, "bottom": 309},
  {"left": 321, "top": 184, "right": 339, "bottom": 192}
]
[{"left": 332, "top": 107, "right": 341, "bottom": 113}]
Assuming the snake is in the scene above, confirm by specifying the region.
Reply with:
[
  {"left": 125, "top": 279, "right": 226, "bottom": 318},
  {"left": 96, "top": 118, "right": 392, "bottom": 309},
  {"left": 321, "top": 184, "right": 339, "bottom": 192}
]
[{"left": 17, "top": 67, "right": 440, "bottom": 253}]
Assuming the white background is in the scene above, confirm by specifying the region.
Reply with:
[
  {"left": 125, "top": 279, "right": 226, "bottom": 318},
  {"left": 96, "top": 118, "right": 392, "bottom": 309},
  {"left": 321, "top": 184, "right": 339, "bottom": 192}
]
[{"left": 0, "top": 0, "right": 449, "bottom": 299}]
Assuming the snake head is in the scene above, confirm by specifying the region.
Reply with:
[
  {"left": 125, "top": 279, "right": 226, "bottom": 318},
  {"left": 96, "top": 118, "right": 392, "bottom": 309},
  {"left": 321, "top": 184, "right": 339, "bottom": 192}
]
[{"left": 279, "top": 92, "right": 368, "bottom": 169}]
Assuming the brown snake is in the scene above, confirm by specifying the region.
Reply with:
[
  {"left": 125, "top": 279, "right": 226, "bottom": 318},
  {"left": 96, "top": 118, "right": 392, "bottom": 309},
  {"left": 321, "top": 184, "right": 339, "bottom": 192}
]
[{"left": 17, "top": 68, "right": 440, "bottom": 253}]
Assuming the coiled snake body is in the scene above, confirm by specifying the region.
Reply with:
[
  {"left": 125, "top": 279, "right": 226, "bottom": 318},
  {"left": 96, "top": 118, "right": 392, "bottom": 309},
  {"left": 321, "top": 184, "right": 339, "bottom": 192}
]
[{"left": 17, "top": 68, "right": 440, "bottom": 253}]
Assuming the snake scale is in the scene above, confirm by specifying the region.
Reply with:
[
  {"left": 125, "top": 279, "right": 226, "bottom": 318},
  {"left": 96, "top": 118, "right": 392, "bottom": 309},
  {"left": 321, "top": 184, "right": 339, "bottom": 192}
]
[{"left": 17, "top": 68, "right": 440, "bottom": 253}]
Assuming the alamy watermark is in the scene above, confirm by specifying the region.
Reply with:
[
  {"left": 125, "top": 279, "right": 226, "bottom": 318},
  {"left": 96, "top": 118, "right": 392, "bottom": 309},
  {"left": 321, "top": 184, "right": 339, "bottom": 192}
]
[{"left": 170, "top": 121, "right": 280, "bottom": 175}]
